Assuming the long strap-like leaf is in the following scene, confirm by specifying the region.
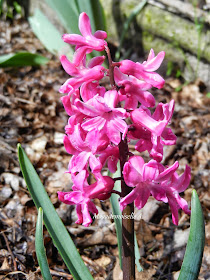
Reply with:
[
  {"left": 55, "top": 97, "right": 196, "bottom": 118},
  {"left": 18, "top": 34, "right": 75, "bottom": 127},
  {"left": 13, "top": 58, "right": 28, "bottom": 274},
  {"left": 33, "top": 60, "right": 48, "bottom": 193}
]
[
  {"left": 18, "top": 144, "right": 93, "bottom": 280},
  {"left": 178, "top": 190, "right": 205, "bottom": 280},
  {"left": 35, "top": 208, "right": 53, "bottom": 280}
]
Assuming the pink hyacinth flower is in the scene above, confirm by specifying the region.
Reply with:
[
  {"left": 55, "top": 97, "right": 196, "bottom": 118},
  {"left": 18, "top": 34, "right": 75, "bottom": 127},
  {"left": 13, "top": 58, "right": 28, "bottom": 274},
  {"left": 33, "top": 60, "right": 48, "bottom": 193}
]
[
  {"left": 114, "top": 67, "right": 155, "bottom": 109},
  {"left": 64, "top": 124, "right": 109, "bottom": 173},
  {"left": 131, "top": 100, "right": 175, "bottom": 137},
  {"left": 98, "top": 145, "right": 119, "bottom": 173},
  {"left": 57, "top": 170, "right": 114, "bottom": 227},
  {"left": 75, "top": 90, "right": 129, "bottom": 145},
  {"left": 120, "top": 156, "right": 191, "bottom": 225},
  {"left": 129, "top": 100, "right": 176, "bottom": 161},
  {"left": 60, "top": 52, "right": 105, "bottom": 94},
  {"left": 119, "top": 49, "right": 165, "bottom": 89},
  {"left": 80, "top": 81, "right": 106, "bottom": 102},
  {"left": 62, "top": 12, "right": 107, "bottom": 51}
]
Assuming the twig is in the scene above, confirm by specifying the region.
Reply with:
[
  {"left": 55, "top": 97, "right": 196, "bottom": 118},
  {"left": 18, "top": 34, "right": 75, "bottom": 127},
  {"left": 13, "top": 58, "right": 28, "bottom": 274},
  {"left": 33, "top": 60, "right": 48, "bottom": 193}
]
[
  {"left": 36, "top": 267, "right": 73, "bottom": 279},
  {"left": 1, "top": 231, "right": 17, "bottom": 271}
]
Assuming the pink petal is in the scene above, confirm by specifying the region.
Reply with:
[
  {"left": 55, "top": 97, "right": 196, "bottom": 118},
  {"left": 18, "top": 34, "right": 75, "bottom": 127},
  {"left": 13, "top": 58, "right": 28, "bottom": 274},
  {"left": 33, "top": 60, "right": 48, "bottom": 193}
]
[
  {"left": 60, "top": 55, "right": 78, "bottom": 76},
  {"left": 140, "top": 71, "right": 165, "bottom": 89},
  {"left": 57, "top": 191, "right": 74, "bottom": 205},
  {"left": 81, "top": 203, "right": 93, "bottom": 227},
  {"left": 142, "top": 160, "right": 160, "bottom": 181},
  {"left": 64, "top": 191, "right": 83, "bottom": 204},
  {"left": 161, "top": 127, "right": 177, "bottom": 145},
  {"left": 75, "top": 99, "right": 100, "bottom": 116},
  {"left": 72, "top": 46, "right": 91, "bottom": 66},
  {"left": 89, "top": 154, "right": 102, "bottom": 172},
  {"left": 63, "top": 135, "right": 77, "bottom": 154},
  {"left": 88, "top": 56, "right": 105, "bottom": 68},
  {"left": 119, "top": 187, "right": 139, "bottom": 211},
  {"left": 75, "top": 204, "right": 83, "bottom": 225},
  {"left": 70, "top": 151, "right": 90, "bottom": 173},
  {"left": 143, "top": 51, "right": 165, "bottom": 72},
  {"left": 134, "top": 184, "right": 150, "bottom": 209},
  {"left": 150, "top": 135, "right": 163, "bottom": 162},
  {"left": 73, "top": 170, "right": 88, "bottom": 191},
  {"left": 104, "top": 90, "right": 119, "bottom": 108},
  {"left": 175, "top": 195, "right": 191, "bottom": 215},
  {"left": 88, "top": 176, "right": 114, "bottom": 198},
  {"left": 62, "top": 33, "right": 87, "bottom": 46},
  {"left": 123, "top": 156, "right": 144, "bottom": 186},
  {"left": 168, "top": 197, "right": 179, "bottom": 225},
  {"left": 79, "top": 12, "right": 92, "bottom": 37},
  {"left": 131, "top": 108, "right": 167, "bottom": 136},
  {"left": 124, "top": 95, "right": 138, "bottom": 110},
  {"left": 146, "top": 49, "right": 155, "bottom": 61},
  {"left": 86, "top": 129, "right": 109, "bottom": 153},
  {"left": 82, "top": 116, "right": 106, "bottom": 131},
  {"left": 135, "top": 90, "right": 155, "bottom": 108},
  {"left": 157, "top": 161, "right": 179, "bottom": 181},
  {"left": 107, "top": 156, "right": 119, "bottom": 173},
  {"left": 94, "top": 30, "right": 107, "bottom": 39},
  {"left": 172, "top": 165, "right": 191, "bottom": 193},
  {"left": 135, "top": 139, "right": 152, "bottom": 153},
  {"left": 87, "top": 201, "right": 98, "bottom": 215}
]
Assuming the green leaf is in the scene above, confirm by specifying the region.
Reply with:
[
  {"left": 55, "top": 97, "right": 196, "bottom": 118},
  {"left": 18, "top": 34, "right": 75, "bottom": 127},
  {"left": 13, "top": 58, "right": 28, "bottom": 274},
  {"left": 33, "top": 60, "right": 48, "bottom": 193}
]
[
  {"left": 28, "top": 9, "right": 71, "bottom": 55},
  {"left": 178, "top": 190, "right": 205, "bottom": 280},
  {"left": 109, "top": 163, "right": 123, "bottom": 269},
  {"left": 35, "top": 208, "right": 53, "bottom": 280},
  {"left": 18, "top": 144, "right": 93, "bottom": 280},
  {"left": 0, "top": 52, "right": 48, "bottom": 67},
  {"left": 134, "top": 234, "right": 143, "bottom": 272},
  {"left": 44, "top": 0, "right": 80, "bottom": 34},
  {"left": 115, "top": 0, "right": 148, "bottom": 61}
]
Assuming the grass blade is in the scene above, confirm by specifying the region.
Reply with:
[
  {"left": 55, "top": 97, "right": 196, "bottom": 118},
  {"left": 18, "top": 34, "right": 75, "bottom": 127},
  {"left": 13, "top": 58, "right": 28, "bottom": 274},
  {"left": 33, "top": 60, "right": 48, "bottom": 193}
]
[
  {"left": 0, "top": 52, "right": 48, "bottom": 67},
  {"left": 35, "top": 208, "right": 53, "bottom": 280},
  {"left": 178, "top": 190, "right": 205, "bottom": 280},
  {"left": 18, "top": 144, "right": 93, "bottom": 280}
]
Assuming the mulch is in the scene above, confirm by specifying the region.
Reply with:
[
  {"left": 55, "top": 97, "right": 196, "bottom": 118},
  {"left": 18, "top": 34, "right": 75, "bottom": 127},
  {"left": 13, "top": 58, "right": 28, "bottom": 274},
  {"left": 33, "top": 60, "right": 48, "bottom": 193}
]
[{"left": 0, "top": 17, "right": 209, "bottom": 280}]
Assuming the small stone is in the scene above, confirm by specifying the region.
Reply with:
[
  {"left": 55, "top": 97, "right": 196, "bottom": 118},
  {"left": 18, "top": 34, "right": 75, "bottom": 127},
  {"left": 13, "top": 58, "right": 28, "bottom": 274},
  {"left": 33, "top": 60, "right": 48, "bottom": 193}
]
[
  {"left": 31, "top": 135, "right": 47, "bottom": 153},
  {"left": 54, "top": 132, "right": 64, "bottom": 144},
  {"left": 1, "top": 172, "right": 20, "bottom": 191},
  {"left": 0, "top": 186, "right": 12, "bottom": 203}
]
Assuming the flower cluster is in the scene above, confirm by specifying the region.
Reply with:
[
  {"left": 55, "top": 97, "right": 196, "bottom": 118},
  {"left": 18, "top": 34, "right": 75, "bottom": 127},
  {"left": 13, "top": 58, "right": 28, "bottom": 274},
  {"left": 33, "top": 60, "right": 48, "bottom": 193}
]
[{"left": 58, "top": 12, "right": 191, "bottom": 226}]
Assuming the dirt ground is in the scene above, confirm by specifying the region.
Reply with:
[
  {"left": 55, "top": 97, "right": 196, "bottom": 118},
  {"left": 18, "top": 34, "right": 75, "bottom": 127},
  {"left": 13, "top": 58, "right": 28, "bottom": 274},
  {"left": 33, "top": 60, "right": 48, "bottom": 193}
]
[{"left": 0, "top": 17, "right": 209, "bottom": 280}]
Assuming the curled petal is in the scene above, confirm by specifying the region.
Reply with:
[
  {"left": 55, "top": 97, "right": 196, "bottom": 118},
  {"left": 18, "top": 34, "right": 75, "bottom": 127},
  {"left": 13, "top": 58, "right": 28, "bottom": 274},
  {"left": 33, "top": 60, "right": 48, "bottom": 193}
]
[
  {"left": 131, "top": 108, "right": 167, "bottom": 136},
  {"left": 134, "top": 184, "right": 150, "bottom": 209},
  {"left": 123, "top": 156, "right": 144, "bottom": 186},
  {"left": 143, "top": 51, "right": 165, "bottom": 72},
  {"left": 79, "top": 12, "right": 92, "bottom": 37},
  {"left": 119, "top": 187, "right": 139, "bottom": 211}
]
